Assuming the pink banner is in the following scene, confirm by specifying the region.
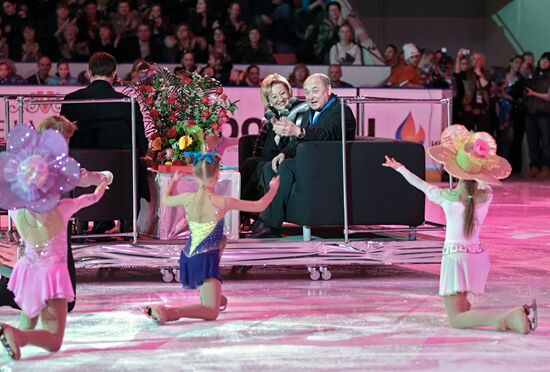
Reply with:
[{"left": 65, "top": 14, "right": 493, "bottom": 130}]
[{"left": 1, "top": 86, "right": 450, "bottom": 169}]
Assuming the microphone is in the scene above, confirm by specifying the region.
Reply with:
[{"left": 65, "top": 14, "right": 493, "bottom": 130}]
[
  {"left": 279, "top": 97, "right": 298, "bottom": 117},
  {"left": 264, "top": 109, "right": 276, "bottom": 128}
]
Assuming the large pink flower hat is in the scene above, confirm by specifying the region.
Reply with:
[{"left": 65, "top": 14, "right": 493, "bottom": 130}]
[
  {"left": 0, "top": 124, "right": 81, "bottom": 212},
  {"left": 428, "top": 124, "right": 512, "bottom": 185}
]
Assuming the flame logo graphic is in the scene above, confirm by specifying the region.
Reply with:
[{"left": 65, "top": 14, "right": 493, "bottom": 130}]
[{"left": 395, "top": 112, "right": 425, "bottom": 144}]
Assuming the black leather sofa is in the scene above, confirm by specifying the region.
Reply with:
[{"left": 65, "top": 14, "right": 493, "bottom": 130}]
[{"left": 239, "top": 135, "right": 426, "bottom": 240}]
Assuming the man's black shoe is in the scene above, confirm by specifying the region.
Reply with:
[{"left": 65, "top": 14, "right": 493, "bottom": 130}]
[{"left": 247, "top": 223, "right": 281, "bottom": 238}]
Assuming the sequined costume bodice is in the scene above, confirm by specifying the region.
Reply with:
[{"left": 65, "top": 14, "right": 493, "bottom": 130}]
[
  {"left": 8, "top": 192, "right": 103, "bottom": 318},
  {"left": 183, "top": 219, "right": 225, "bottom": 258},
  {"left": 13, "top": 192, "right": 102, "bottom": 267}
]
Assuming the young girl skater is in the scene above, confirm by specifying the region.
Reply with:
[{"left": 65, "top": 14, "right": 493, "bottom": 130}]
[
  {"left": 383, "top": 124, "right": 538, "bottom": 334},
  {"left": 0, "top": 115, "right": 113, "bottom": 326},
  {"left": 0, "top": 124, "right": 108, "bottom": 360},
  {"left": 143, "top": 151, "right": 279, "bottom": 324}
]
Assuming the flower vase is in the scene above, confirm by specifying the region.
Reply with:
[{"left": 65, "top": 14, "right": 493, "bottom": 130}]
[{"left": 157, "top": 163, "right": 194, "bottom": 173}]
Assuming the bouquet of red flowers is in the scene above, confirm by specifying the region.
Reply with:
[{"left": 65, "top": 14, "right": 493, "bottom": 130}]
[{"left": 126, "top": 67, "right": 237, "bottom": 165}]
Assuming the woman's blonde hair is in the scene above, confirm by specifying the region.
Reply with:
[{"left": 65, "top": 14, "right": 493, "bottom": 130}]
[
  {"left": 260, "top": 73, "right": 292, "bottom": 108},
  {"left": 36, "top": 115, "right": 77, "bottom": 141}
]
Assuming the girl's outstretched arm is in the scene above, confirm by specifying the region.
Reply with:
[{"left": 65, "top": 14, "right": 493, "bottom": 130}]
[
  {"left": 225, "top": 176, "right": 280, "bottom": 213},
  {"left": 60, "top": 180, "right": 108, "bottom": 217},
  {"left": 163, "top": 171, "right": 191, "bottom": 206},
  {"left": 382, "top": 155, "right": 433, "bottom": 195}
]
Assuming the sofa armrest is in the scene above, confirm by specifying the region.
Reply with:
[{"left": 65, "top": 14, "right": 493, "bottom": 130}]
[{"left": 286, "top": 139, "right": 426, "bottom": 227}]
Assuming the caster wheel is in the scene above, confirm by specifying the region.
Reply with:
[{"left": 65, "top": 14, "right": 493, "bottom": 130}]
[
  {"left": 161, "top": 268, "right": 174, "bottom": 283},
  {"left": 319, "top": 266, "right": 332, "bottom": 280},
  {"left": 308, "top": 266, "right": 320, "bottom": 281},
  {"left": 173, "top": 268, "right": 180, "bottom": 282}
]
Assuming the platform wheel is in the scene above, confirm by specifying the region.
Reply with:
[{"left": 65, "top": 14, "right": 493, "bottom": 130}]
[
  {"left": 173, "top": 268, "right": 180, "bottom": 282},
  {"left": 319, "top": 266, "right": 332, "bottom": 281},
  {"left": 308, "top": 266, "right": 320, "bottom": 281},
  {"left": 161, "top": 268, "right": 174, "bottom": 283}
]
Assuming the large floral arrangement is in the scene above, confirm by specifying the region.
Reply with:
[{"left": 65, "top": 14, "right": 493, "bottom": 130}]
[{"left": 126, "top": 67, "right": 237, "bottom": 165}]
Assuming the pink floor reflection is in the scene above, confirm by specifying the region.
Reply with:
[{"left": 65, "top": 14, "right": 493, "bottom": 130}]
[{"left": 1, "top": 179, "right": 549, "bottom": 370}]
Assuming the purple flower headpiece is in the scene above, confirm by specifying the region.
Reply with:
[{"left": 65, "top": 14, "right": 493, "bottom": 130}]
[{"left": 0, "top": 124, "right": 81, "bottom": 213}]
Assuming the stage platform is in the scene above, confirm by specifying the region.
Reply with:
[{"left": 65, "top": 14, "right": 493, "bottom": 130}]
[
  {"left": 0, "top": 179, "right": 549, "bottom": 370},
  {"left": 68, "top": 232, "right": 444, "bottom": 282}
]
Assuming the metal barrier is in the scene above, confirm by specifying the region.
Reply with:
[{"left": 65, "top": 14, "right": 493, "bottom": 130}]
[
  {"left": 2, "top": 95, "right": 140, "bottom": 244},
  {"left": 2, "top": 94, "right": 66, "bottom": 239},
  {"left": 338, "top": 96, "right": 453, "bottom": 243}
]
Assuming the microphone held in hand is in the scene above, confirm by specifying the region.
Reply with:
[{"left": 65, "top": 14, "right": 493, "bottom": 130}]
[{"left": 264, "top": 109, "right": 276, "bottom": 128}]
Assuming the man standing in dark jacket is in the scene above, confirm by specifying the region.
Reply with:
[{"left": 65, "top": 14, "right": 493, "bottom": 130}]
[
  {"left": 60, "top": 52, "right": 149, "bottom": 234},
  {"left": 248, "top": 73, "right": 356, "bottom": 238},
  {"left": 61, "top": 52, "right": 147, "bottom": 153}
]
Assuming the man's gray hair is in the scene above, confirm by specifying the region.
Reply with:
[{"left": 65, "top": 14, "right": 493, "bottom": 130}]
[{"left": 308, "top": 73, "right": 331, "bottom": 87}]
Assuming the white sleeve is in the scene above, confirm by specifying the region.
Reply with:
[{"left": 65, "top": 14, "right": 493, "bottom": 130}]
[
  {"left": 395, "top": 166, "right": 445, "bottom": 204},
  {"left": 353, "top": 45, "right": 362, "bottom": 65},
  {"left": 329, "top": 45, "right": 338, "bottom": 65},
  {"left": 79, "top": 168, "right": 113, "bottom": 187}
]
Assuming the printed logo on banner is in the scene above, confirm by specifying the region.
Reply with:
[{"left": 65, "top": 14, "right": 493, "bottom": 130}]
[
  {"left": 395, "top": 112, "right": 425, "bottom": 144},
  {"left": 8, "top": 91, "right": 62, "bottom": 114}
]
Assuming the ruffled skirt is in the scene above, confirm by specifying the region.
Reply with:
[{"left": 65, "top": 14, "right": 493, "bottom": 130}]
[
  {"left": 8, "top": 256, "right": 75, "bottom": 318},
  {"left": 439, "top": 249, "right": 490, "bottom": 296},
  {"left": 179, "top": 249, "right": 222, "bottom": 289}
]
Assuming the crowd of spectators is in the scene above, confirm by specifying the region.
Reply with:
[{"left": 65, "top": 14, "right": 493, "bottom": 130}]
[
  {"left": 383, "top": 41, "right": 550, "bottom": 178},
  {"left": 1, "top": 0, "right": 362, "bottom": 86},
  {"left": 2, "top": 1, "right": 549, "bottom": 179}
]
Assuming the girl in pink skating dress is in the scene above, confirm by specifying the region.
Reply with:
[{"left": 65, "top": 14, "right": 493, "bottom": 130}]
[{"left": 0, "top": 124, "right": 107, "bottom": 360}]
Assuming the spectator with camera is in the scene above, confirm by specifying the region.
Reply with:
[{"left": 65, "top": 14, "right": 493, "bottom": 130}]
[
  {"left": 455, "top": 49, "right": 493, "bottom": 133},
  {"left": 418, "top": 49, "right": 435, "bottom": 87}
]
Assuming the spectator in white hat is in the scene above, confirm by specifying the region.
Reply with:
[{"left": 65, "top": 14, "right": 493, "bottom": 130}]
[{"left": 386, "top": 42, "right": 421, "bottom": 87}]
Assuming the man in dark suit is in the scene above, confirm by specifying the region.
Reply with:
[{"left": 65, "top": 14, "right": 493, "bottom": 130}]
[
  {"left": 248, "top": 73, "right": 356, "bottom": 238},
  {"left": 60, "top": 52, "right": 149, "bottom": 234}
]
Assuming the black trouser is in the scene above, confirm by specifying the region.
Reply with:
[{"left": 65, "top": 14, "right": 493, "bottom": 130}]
[
  {"left": 258, "top": 159, "right": 296, "bottom": 230},
  {"left": 509, "top": 109, "right": 526, "bottom": 173},
  {"left": 0, "top": 224, "right": 76, "bottom": 313},
  {"left": 241, "top": 157, "right": 264, "bottom": 201},
  {"left": 525, "top": 112, "right": 550, "bottom": 168},
  {"left": 463, "top": 110, "right": 492, "bottom": 133}
]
